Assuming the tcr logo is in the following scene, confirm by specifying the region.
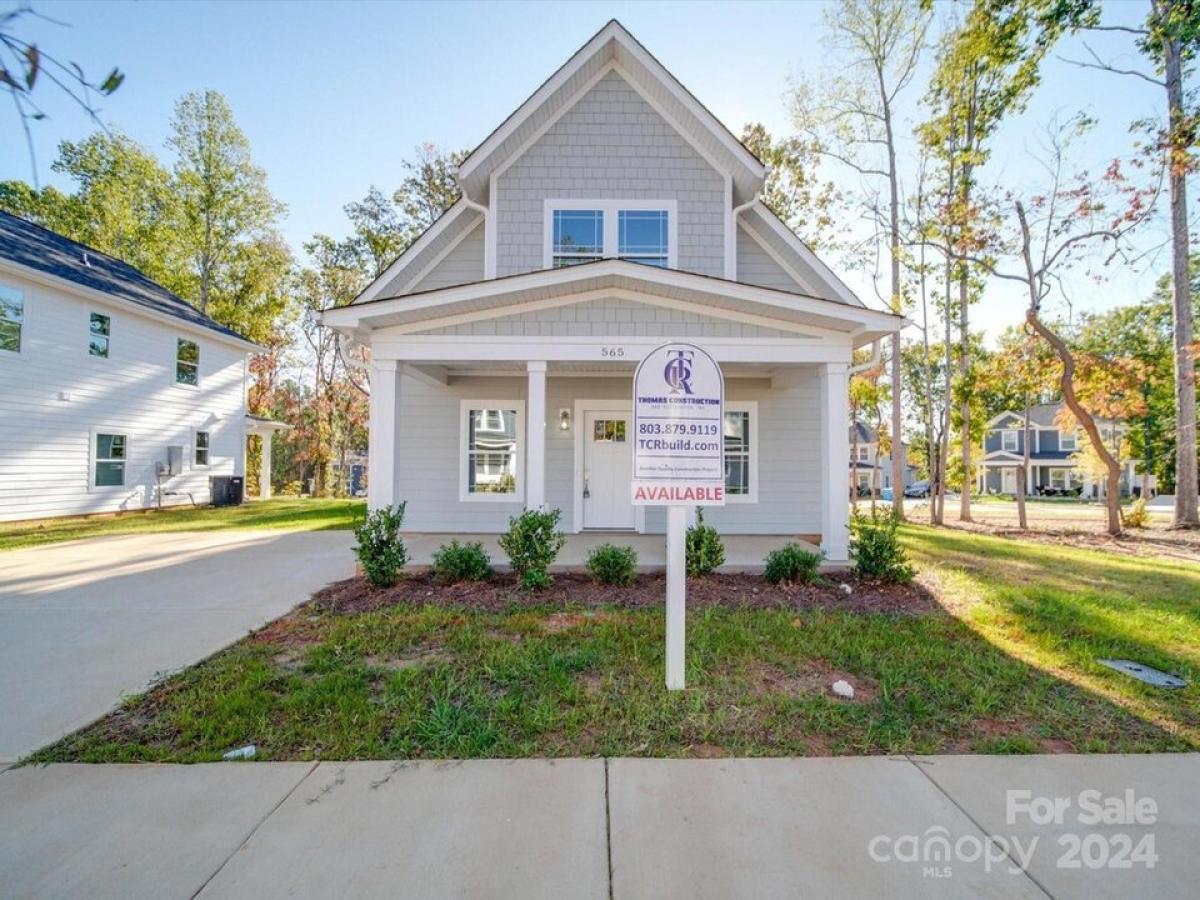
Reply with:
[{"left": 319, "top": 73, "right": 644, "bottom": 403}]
[{"left": 663, "top": 349, "right": 694, "bottom": 395}]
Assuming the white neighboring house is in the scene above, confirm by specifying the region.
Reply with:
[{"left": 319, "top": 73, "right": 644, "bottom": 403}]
[
  {"left": 0, "top": 211, "right": 287, "bottom": 523},
  {"left": 977, "top": 403, "right": 1150, "bottom": 499},
  {"left": 323, "top": 20, "right": 903, "bottom": 562}
]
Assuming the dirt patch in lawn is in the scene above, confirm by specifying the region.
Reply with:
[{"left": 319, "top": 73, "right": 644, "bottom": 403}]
[
  {"left": 309, "top": 572, "right": 939, "bottom": 616},
  {"left": 250, "top": 615, "right": 325, "bottom": 648},
  {"left": 940, "top": 519, "right": 1200, "bottom": 562},
  {"left": 744, "top": 660, "right": 880, "bottom": 702}
]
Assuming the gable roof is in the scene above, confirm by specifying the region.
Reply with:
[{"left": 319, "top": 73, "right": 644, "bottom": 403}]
[
  {"left": 986, "top": 403, "right": 1124, "bottom": 430},
  {"left": 0, "top": 211, "right": 256, "bottom": 349},
  {"left": 455, "top": 20, "right": 765, "bottom": 206},
  {"left": 851, "top": 421, "right": 876, "bottom": 444}
]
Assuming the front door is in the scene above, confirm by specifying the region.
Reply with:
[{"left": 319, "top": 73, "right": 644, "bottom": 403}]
[
  {"left": 583, "top": 410, "right": 635, "bottom": 529},
  {"left": 1002, "top": 467, "right": 1017, "bottom": 494}
]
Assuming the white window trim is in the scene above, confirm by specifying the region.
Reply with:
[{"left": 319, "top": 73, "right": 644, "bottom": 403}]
[
  {"left": 194, "top": 429, "right": 211, "bottom": 469},
  {"left": 1001, "top": 429, "right": 1019, "bottom": 452},
  {"left": 543, "top": 199, "right": 679, "bottom": 270},
  {"left": 459, "top": 399, "right": 526, "bottom": 503},
  {"left": 1059, "top": 429, "right": 1077, "bottom": 452},
  {"left": 174, "top": 337, "right": 200, "bottom": 389},
  {"left": 0, "top": 282, "right": 25, "bottom": 355},
  {"left": 89, "top": 311, "right": 111, "bottom": 359},
  {"left": 724, "top": 400, "right": 758, "bottom": 504},
  {"left": 88, "top": 426, "right": 129, "bottom": 492}
]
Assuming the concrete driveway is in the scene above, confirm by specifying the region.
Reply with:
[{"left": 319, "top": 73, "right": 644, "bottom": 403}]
[{"left": 0, "top": 530, "right": 355, "bottom": 762}]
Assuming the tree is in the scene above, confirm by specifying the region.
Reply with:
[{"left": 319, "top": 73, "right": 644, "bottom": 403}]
[
  {"left": 393, "top": 142, "right": 465, "bottom": 241},
  {"left": 168, "top": 89, "right": 285, "bottom": 316},
  {"left": 791, "top": 0, "right": 931, "bottom": 519},
  {"left": 1, "top": 2, "right": 124, "bottom": 183},
  {"left": 343, "top": 186, "right": 408, "bottom": 279}
]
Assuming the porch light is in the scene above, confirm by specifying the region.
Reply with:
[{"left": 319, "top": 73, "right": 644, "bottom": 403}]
[{"left": 559, "top": 409, "right": 572, "bottom": 432}]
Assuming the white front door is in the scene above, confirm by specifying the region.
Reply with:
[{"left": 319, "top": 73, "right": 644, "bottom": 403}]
[
  {"left": 583, "top": 410, "right": 635, "bottom": 529},
  {"left": 1002, "top": 467, "right": 1017, "bottom": 494}
]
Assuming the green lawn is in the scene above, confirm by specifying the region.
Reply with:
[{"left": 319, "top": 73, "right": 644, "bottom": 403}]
[
  {"left": 28, "top": 524, "right": 1200, "bottom": 762},
  {"left": 0, "top": 497, "right": 365, "bottom": 552}
]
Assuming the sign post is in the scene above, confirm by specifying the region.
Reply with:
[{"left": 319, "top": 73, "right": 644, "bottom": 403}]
[{"left": 631, "top": 343, "right": 724, "bottom": 690}]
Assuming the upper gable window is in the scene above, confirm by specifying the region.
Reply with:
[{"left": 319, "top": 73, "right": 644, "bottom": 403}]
[
  {"left": 89, "top": 313, "right": 111, "bottom": 358},
  {"left": 544, "top": 200, "right": 677, "bottom": 270},
  {"left": 0, "top": 284, "right": 23, "bottom": 353},
  {"left": 176, "top": 338, "right": 199, "bottom": 386}
]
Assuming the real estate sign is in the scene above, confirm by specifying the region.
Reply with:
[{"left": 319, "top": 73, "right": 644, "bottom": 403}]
[{"left": 631, "top": 343, "right": 725, "bottom": 506}]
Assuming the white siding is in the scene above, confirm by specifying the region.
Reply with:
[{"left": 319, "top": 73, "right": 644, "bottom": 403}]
[
  {"left": 736, "top": 225, "right": 805, "bottom": 293},
  {"left": 419, "top": 297, "right": 800, "bottom": 339},
  {"left": 495, "top": 70, "right": 726, "bottom": 278},
  {"left": 392, "top": 371, "right": 821, "bottom": 536},
  {"left": 0, "top": 272, "right": 247, "bottom": 522},
  {"left": 407, "top": 221, "right": 485, "bottom": 293}
]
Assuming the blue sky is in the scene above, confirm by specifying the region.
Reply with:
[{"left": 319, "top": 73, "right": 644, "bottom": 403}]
[{"left": 3, "top": 0, "right": 1181, "bottom": 340}]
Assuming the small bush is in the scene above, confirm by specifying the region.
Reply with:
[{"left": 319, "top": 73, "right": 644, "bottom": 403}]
[
  {"left": 764, "top": 544, "right": 824, "bottom": 584},
  {"left": 431, "top": 540, "right": 493, "bottom": 584},
  {"left": 354, "top": 503, "right": 408, "bottom": 587},
  {"left": 850, "top": 510, "right": 914, "bottom": 583},
  {"left": 499, "top": 507, "right": 567, "bottom": 590},
  {"left": 1123, "top": 497, "right": 1149, "bottom": 529},
  {"left": 686, "top": 508, "right": 725, "bottom": 576},
  {"left": 586, "top": 543, "right": 638, "bottom": 586}
]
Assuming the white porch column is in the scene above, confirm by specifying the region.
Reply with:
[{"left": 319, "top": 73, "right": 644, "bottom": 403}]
[
  {"left": 526, "top": 360, "right": 547, "bottom": 510},
  {"left": 368, "top": 358, "right": 402, "bottom": 511},
  {"left": 260, "top": 431, "right": 273, "bottom": 500},
  {"left": 819, "top": 362, "right": 850, "bottom": 562}
]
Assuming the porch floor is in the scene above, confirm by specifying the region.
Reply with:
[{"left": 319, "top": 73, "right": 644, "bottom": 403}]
[{"left": 401, "top": 532, "right": 835, "bottom": 574}]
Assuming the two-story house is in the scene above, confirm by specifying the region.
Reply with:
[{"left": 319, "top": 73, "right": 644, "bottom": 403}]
[
  {"left": 978, "top": 403, "right": 1147, "bottom": 499},
  {"left": 323, "top": 21, "right": 902, "bottom": 563},
  {"left": 0, "top": 211, "right": 287, "bottom": 522}
]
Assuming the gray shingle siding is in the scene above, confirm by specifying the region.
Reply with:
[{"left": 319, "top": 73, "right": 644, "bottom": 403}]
[
  {"left": 417, "top": 297, "right": 798, "bottom": 338},
  {"left": 408, "top": 221, "right": 485, "bottom": 293},
  {"left": 736, "top": 224, "right": 804, "bottom": 292},
  {"left": 494, "top": 71, "right": 726, "bottom": 278}
]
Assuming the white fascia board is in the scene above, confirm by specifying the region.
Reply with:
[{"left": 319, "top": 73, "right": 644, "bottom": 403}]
[
  {"left": 323, "top": 260, "right": 904, "bottom": 334},
  {"left": 0, "top": 258, "right": 260, "bottom": 354},
  {"left": 748, "top": 202, "right": 865, "bottom": 309},
  {"left": 352, "top": 202, "right": 478, "bottom": 305}
]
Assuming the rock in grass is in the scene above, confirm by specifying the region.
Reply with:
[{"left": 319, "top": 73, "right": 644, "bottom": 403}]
[
  {"left": 831, "top": 679, "right": 855, "bottom": 699},
  {"left": 839, "top": 582, "right": 853, "bottom": 595}
]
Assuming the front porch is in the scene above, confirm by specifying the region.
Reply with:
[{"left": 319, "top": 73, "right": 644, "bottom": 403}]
[{"left": 401, "top": 530, "right": 834, "bottom": 573}]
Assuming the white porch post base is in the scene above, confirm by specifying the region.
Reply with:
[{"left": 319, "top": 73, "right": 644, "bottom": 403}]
[
  {"left": 260, "top": 431, "right": 273, "bottom": 500},
  {"left": 368, "top": 359, "right": 402, "bottom": 511},
  {"left": 819, "top": 362, "right": 850, "bottom": 562},
  {"left": 526, "top": 361, "right": 547, "bottom": 509}
]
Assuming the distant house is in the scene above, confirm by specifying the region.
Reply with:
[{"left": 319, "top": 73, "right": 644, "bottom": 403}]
[
  {"left": 849, "top": 421, "right": 915, "bottom": 495},
  {"left": 0, "top": 211, "right": 287, "bottom": 522},
  {"left": 978, "top": 403, "right": 1150, "bottom": 499}
]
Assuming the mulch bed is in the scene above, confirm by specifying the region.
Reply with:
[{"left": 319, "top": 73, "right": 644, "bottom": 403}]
[{"left": 308, "top": 571, "right": 939, "bottom": 616}]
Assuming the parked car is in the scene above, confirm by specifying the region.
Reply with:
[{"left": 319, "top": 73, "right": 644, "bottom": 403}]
[{"left": 904, "top": 480, "right": 931, "bottom": 498}]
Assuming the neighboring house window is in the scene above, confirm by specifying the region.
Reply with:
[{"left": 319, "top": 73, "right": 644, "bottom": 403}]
[
  {"left": 856, "top": 445, "right": 870, "bottom": 462},
  {"left": 94, "top": 432, "right": 127, "bottom": 487},
  {"left": 1049, "top": 468, "right": 1069, "bottom": 491},
  {"left": 89, "top": 312, "right": 110, "bottom": 358},
  {"left": 617, "top": 210, "right": 669, "bottom": 267},
  {"left": 1059, "top": 429, "right": 1077, "bottom": 452},
  {"left": 176, "top": 338, "right": 199, "bottom": 385},
  {"left": 0, "top": 284, "right": 23, "bottom": 352},
  {"left": 545, "top": 200, "right": 677, "bottom": 269},
  {"left": 195, "top": 431, "right": 210, "bottom": 467},
  {"left": 551, "top": 209, "right": 604, "bottom": 267},
  {"left": 1001, "top": 430, "right": 1019, "bottom": 452},
  {"left": 460, "top": 401, "right": 524, "bottom": 501},
  {"left": 723, "top": 403, "right": 757, "bottom": 501}
]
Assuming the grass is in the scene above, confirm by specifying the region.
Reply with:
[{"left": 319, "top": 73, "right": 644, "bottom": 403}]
[
  {"left": 0, "top": 497, "right": 365, "bottom": 552},
  {"left": 28, "top": 524, "right": 1200, "bottom": 762}
]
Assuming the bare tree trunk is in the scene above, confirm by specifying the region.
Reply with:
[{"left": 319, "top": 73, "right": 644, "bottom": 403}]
[
  {"left": 1017, "top": 396, "right": 1030, "bottom": 529},
  {"left": 882, "top": 88, "right": 905, "bottom": 519},
  {"left": 936, "top": 257, "right": 954, "bottom": 526},
  {"left": 1159, "top": 6, "right": 1199, "bottom": 527}
]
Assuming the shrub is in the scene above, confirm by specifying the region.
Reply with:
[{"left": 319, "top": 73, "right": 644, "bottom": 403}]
[
  {"left": 850, "top": 510, "right": 914, "bottom": 583},
  {"left": 1123, "top": 497, "right": 1149, "bottom": 529},
  {"left": 586, "top": 543, "right": 638, "bottom": 586},
  {"left": 499, "top": 507, "right": 567, "bottom": 590},
  {"left": 685, "top": 508, "right": 725, "bottom": 576},
  {"left": 354, "top": 503, "right": 408, "bottom": 587},
  {"left": 763, "top": 543, "right": 824, "bottom": 584},
  {"left": 432, "top": 540, "right": 494, "bottom": 584}
]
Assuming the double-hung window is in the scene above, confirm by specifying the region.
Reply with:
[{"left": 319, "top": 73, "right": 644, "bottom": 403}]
[
  {"left": 722, "top": 403, "right": 757, "bottom": 502},
  {"left": 545, "top": 200, "right": 677, "bottom": 269},
  {"left": 176, "top": 338, "right": 199, "bottom": 386},
  {"left": 89, "top": 313, "right": 110, "bottom": 358},
  {"left": 856, "top": 445, "right": 870, "bottom": 463},
  {"left": 1001, "top": 430, "right": 1019, "bottom": 452},
  {"left": 94, "top": 432, "right": 127, "bottom": 487},
  {"left": 0, "top": 284, "right": 23, "bottom": 353},
  {"left": 1059, "top": 429, "right": 1077, "bottom": 452},
  {"left": 460, "top": 400, "right": 524, "bottom": 501},
  {"left": 195, "top": 431, "right": 210, "bottom": 467}
]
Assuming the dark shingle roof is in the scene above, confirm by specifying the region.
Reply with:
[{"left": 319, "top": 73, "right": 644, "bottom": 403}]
[
  {"left": 0, "top": 211, "right": 253, "bottom": 345},
  {"left": 851, "top": 421, "right": 876, "bottom": 444}
]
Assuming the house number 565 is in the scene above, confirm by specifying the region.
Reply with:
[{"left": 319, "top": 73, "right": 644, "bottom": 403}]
[{"left": 601, "top": 347, "right": 626, "bottom": 358}]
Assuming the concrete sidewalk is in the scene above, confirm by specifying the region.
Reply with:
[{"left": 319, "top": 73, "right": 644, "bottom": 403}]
[
  {"left": 2, "top": 754, "right": 1196, "bottom": 899},
  {"left": 0, "top": 530, "right": 355, "bottom": 762}
]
